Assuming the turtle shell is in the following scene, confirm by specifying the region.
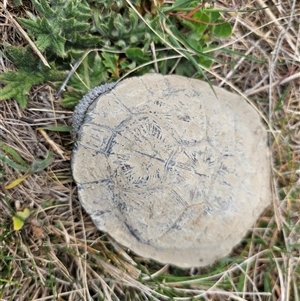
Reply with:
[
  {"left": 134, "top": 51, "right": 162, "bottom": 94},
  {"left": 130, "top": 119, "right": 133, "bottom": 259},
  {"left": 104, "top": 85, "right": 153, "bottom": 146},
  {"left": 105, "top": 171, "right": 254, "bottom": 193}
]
[{"left": 72, "top": 74, "right": 271, "bottom": 268}]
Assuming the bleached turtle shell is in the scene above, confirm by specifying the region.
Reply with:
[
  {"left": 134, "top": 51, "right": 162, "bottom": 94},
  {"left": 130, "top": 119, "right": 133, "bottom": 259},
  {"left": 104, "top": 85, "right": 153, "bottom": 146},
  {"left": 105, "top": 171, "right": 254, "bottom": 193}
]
[{"left": 72, "top": 74, "right": 271, "bottom": 268}]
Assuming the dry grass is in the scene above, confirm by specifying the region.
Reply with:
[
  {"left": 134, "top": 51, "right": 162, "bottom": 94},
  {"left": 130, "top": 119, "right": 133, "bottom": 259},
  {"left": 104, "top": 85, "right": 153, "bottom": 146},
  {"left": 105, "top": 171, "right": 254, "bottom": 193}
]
[{"left": 1, "top": 0, "right": 300, "bottom": 300}]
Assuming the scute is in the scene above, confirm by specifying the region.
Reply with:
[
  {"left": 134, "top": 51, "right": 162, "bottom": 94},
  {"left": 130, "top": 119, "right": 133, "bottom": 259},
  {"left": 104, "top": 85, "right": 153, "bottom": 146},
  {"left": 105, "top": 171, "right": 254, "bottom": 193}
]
[{"left": 72, "top": 74, "right": 271, "bottom": 268}]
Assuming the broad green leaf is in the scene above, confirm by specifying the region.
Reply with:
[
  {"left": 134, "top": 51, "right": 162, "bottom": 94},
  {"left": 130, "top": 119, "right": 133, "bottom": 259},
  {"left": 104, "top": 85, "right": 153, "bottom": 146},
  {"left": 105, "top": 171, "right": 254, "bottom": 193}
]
[
  {"left": 198, "top": 55, "right": 213, "bottom": 69},
  {"left": 212, "top": 22, "right": 232, "bottom": 38},
  {"left": 209, "top": 10, "right": 221, "bottom": 22},
  {"left": 180, "top": 11, "right": 210, "bottom": 35},
  {"left": 119, "top": 60, "right": 137, "bottom": 72},
  {"left": 126, "top": 48, "right": 149, "bottom": 64},
  {"left": 102, "top": 52, "right": 119, "bottom": 78}
]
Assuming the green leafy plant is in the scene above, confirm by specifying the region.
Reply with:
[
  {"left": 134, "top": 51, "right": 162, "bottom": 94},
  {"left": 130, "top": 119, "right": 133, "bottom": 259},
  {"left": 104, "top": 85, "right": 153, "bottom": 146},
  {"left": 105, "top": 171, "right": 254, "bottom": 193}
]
[
  {"left": 91, "top": 2, "right": 161, "bottom": 50},
  {"left": 159, "top": 1, "right": 232, "bottom": 70},
  {"left": 18, "top": 0, "right": 100, "bottom": 57},
  {"left": 0, "top": 0, "right": 233, "bottom": 109},
  {"left": 0, "top": 44, "right": 65, "bottom": 108}
]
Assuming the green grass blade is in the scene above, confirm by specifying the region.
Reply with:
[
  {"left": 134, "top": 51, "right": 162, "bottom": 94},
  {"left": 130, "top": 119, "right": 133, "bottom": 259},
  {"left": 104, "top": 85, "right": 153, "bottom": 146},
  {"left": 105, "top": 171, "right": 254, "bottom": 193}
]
[
  {"left": 0, "top": 142, "right": 28, "bottom": 167},
  {"left": 0, "top": 154, "right": 28, "bottom": 172}
]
